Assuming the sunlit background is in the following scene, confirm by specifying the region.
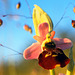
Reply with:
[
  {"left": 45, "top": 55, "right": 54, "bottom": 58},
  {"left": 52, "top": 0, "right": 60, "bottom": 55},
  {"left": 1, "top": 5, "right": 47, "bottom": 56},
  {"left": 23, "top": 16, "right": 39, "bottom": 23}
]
[{"left": 0, "top": 0, "right": 75, "bottom": 75}]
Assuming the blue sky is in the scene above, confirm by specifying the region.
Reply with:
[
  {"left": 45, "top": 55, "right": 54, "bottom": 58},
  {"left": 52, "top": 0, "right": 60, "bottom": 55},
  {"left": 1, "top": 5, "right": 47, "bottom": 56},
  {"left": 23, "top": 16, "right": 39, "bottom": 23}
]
[{"left": 0, "top": 0, "right": 75, "bottom": 62}]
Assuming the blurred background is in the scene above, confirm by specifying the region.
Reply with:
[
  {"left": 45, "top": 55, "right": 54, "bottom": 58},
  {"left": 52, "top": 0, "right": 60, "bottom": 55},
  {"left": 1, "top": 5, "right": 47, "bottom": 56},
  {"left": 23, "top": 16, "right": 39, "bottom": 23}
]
[{"left": 0, "top": 0, "right": 75, "bottom": 75}]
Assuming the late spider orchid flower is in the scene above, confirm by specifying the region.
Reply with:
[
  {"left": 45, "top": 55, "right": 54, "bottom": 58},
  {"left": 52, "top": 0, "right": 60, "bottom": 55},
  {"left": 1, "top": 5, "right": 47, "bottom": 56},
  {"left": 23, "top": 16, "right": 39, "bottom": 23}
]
[{"left": 23, "top": 22, "right": 72, "bottom": 70}]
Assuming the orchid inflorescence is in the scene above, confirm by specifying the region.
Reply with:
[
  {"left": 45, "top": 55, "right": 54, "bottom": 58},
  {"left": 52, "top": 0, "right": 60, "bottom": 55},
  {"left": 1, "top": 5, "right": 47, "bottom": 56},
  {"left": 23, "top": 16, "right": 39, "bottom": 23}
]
[
  {"left": 23, "top": 5, "right": 74, "bottom": 75},
  {"left": 0, "top": 1, "right": 74, "bottom": 75}
]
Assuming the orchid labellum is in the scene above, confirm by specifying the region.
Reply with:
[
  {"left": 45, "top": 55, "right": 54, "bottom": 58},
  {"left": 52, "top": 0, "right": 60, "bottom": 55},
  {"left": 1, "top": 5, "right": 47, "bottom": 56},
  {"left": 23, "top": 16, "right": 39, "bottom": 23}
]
[{"left": 23, "top": 22, "right": 72, "bottom": 70}]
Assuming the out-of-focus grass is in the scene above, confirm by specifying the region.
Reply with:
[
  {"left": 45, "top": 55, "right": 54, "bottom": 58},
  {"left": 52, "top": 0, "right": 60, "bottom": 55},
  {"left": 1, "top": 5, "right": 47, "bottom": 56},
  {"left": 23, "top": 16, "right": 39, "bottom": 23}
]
[
  {"left": 0, "top": 59, "right": 49, "bottom": 75},
  {"left": 0, "top": 34, "right": 75, "bottom": 75},
  {"left": 0, "top": 43, "right": 75, "bottom": 75}
]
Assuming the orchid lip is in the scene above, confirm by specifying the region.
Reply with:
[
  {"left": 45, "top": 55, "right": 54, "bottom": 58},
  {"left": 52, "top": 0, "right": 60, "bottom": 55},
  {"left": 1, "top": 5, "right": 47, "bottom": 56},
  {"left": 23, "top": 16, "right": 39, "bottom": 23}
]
[
  {"left": 23, "top": 22, "right": 72, "bottom": 70},
  {"left": 38, "top": 48, "right": 70, "bottom": 70}
]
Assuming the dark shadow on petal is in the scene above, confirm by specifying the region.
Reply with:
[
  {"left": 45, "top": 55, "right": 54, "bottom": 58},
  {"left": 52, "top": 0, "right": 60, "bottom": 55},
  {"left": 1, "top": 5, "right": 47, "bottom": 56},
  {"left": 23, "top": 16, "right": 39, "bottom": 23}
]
[
  {"left": 38, "top": 51, "right": 57, "bottom": 70},
  {"left": 55, "top": 48, "right": 70, "bottom": 67},
  {"left": 38, "top": 48, "right": 70, "bottom": 70}
]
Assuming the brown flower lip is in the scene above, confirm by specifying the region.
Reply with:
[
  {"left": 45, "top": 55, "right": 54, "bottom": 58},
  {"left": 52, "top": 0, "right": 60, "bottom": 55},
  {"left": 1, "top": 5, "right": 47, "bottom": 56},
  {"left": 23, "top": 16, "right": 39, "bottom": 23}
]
[{"left": 38, "top": 47, "right": 70, "bottom": 70}]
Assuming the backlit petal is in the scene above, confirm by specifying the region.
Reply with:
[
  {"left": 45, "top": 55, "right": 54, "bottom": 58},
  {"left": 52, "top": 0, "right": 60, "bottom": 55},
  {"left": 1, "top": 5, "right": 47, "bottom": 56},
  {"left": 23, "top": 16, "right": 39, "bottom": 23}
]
[
  {"left": 38, "top": 22, "right": 49, "bottom": 37},
  {"left": 33, "top": 35, "right": 45, "bottom": 43},
  {"left": 50, "top": 31, "right": 55, "bottom": 39},
  {"left": 53, "top": 38, "right": 72, "bottom": 50},
  {"left": 23, "top": 42, "right": 42, "bottom": 60}
]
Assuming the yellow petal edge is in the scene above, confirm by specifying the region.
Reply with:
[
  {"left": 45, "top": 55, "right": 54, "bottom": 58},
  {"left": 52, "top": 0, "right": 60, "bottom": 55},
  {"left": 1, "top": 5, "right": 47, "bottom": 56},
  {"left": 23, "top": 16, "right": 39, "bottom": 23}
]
[{"left": 33, "top": 5, "right": 53, "bottom": 36}]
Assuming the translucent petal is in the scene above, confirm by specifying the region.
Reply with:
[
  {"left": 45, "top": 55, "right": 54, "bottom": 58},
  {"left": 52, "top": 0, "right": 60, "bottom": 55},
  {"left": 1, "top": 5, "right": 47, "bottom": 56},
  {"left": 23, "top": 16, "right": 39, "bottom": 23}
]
[
  {"left": 23, "top": 42, "right": 42, "bottom": 59},
  {"left": 38, "top": 22, "right": 49, "bottom": 37},
  {"left": 33, "top": 35, "right": 45, "bottom": 43},
  {"left": 53, "top": 38, "right": 72, "bottom": 50},
  {"left": 33, "top": 5, "right": 53, "bottom": 36},
  {"left": 50, "top": 31, "right": 55, "bottom": 39}
]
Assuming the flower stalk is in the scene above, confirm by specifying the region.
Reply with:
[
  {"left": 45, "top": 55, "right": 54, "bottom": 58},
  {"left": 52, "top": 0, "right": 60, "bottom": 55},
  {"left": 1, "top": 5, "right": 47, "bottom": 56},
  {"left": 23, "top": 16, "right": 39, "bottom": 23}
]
[
  {"left": 66, "top": 46, "right": 74, "bottom": 75},
  {"left": 50, "top": 69, "right": 55, "bottom": 75}
]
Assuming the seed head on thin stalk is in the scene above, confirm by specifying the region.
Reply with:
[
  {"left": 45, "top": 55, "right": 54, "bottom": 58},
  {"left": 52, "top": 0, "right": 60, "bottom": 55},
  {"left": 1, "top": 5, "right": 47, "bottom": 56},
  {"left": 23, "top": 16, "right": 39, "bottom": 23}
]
[
  {"left": 0, "top": 0, "right": 32, "bottom": 25},
  {"left": 53, "top": 2, "right": 75, "bottom": 30}
]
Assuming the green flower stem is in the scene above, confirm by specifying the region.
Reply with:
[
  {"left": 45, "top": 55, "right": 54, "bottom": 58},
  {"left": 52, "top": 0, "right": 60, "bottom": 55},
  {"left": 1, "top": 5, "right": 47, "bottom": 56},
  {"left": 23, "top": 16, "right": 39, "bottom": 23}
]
[
  {"left": 50, "top": 69, "right": 55, "bottom": 75},
  {"left": 66, "top": 46, "right": 74, "bottom": 75}
]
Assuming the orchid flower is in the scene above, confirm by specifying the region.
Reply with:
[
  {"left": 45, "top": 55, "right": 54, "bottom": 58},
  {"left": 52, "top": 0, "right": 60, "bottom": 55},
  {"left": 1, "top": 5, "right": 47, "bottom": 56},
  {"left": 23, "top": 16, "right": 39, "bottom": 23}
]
[{"left": 23, "top": 22, "right": 72, "bottom": 70}]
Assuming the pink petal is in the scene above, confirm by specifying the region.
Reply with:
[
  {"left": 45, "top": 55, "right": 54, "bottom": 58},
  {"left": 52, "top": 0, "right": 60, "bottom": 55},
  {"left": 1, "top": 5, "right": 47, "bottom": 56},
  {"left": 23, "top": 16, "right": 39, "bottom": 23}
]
[
  {"left": 33, "top": 35, "right": 45, "bottom": 44},
  {"left": 38, "top": 22, "right": 49, "bottom": 37},
  {"left": 53, "top": 38, "right": 73, "bottom": 50},
  {"left": 23, "top": 42, "right": 42, "bottom": 60},
  {"left": 50, "top": 31, "right": 55, "bottom": 39}
]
